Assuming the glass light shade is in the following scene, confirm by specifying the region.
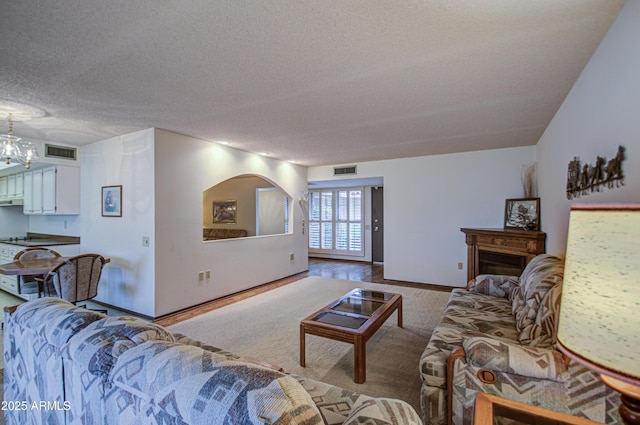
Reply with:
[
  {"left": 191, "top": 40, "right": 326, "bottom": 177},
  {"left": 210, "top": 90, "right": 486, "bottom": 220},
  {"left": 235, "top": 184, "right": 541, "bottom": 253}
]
[
  {"left": 1, "top": 135, "right": 22, "bottom": 163},
  {"left": 557, "top": 204, "right": 640, "bottom": 385},
  {"left": 0, "top": 114, "right": 39, "bottom": 168},
  {"left": 16, "top": 140, "right": 39, "bottom": 168}
]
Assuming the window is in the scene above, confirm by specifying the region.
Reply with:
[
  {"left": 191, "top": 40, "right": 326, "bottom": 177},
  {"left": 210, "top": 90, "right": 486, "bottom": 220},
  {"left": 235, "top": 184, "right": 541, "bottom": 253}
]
[{"left": 309, "top": 188, "right": 364, "bottom": 256}]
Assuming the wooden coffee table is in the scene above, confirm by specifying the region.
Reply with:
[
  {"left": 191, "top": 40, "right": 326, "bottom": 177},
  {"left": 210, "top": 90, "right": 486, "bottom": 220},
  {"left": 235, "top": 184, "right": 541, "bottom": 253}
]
[{"left": 299, "top": 288, "right": 402, "bottom": 383}]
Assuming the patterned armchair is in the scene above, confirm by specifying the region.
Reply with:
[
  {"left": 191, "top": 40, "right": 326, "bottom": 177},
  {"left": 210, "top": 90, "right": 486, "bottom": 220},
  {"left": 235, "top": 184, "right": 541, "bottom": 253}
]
[{"left": 419, "top": 254, "right": 621, "bottom": 425}]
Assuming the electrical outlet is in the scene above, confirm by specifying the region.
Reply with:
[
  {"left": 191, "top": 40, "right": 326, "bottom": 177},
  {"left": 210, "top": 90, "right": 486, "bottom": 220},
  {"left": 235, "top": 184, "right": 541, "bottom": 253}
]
[
  {"left": 198, "top": 271, "right": 204, "bottom": 281},
  {"left": 457, "top": 262, "right": 463, "bottom": 270},
  {"left": 142, "top": 236, "right": 150, "bottom": 247},
  {"left": 205, "top": 270, "right": 211, "bottom": 279},
  {"left": 290, "top": 253, "right": 295, "bottom": 261}
]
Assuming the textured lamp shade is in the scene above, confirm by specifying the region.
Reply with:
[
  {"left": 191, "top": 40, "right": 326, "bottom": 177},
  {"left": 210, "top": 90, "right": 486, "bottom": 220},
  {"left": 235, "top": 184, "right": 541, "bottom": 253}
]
[{"left": 557, "top": 204, "right": 640, "bottom": 385}]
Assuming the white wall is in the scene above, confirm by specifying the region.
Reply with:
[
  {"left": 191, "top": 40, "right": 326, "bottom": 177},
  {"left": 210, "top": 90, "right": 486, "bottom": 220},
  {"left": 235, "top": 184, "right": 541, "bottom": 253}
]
[
  {"left": 309, "top": 146, "right": 536, "bottom": 287},
  {"left": 0, "top": 206, "right": 28, "bottom": 236},
  {"left": 29, "top": 214, "right": 81, "bottom": 236},
  {"left": 14, "top": 127, "right": 306, "bottom": 318},
  {"left": 537, "top": 0, "right": 640, "bottom": 255},
  {"left": 80, "top": 129, "right": 156, "bottom": 317},
  {"left": 154, "top": 129, "right": 308, "bottom": 316}
]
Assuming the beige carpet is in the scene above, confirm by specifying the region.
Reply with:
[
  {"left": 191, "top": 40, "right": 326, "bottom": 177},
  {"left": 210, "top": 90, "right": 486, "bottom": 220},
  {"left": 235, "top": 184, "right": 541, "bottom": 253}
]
[{"left": 168, "top": 276, "right": 450, "bottom": 412}]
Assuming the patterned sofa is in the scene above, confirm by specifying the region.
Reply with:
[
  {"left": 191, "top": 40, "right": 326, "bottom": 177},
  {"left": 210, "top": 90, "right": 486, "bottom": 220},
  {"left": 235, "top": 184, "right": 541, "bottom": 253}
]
[
  {"left": 419, "top": 254, "right": 621, "bottom": 425},
  {"left": 4, "top": 298, "right": 421, "bottom": 425}
]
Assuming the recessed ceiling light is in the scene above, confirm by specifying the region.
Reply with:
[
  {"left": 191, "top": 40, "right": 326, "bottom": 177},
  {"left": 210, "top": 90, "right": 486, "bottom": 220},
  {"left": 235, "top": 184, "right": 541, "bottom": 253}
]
[
  {"left": 289, "top": 160, "right": 297, "bottom": 163},
  {"left": 259, "top": 152, "right": 269, "bottom": 156},
  {"left": 218, "top": 141, "right": 229, "bottom": 145}
]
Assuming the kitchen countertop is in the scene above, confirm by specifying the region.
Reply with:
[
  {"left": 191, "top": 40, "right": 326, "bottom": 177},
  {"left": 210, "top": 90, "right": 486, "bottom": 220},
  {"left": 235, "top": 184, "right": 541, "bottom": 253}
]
[{"left": 0, "top": 233, "right": 80, "bottom": 247}]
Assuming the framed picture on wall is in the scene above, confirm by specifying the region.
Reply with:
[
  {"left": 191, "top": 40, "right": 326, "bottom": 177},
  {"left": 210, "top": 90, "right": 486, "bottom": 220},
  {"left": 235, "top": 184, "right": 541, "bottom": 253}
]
[
  {"left": 213, "top": 200, "right": 237, "bottom": 223},
  {"left": 102, "top": 185, "right": 122, "bottom": 217},
  {"left": 504, "top": 197, "right": 540, "bottom": 230}
]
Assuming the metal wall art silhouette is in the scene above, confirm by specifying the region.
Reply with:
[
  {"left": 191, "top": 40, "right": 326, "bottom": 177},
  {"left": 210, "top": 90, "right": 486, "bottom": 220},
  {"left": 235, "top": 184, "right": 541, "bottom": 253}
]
[{"left": 566, "top": 146, "right": 625, "bottom": 200}]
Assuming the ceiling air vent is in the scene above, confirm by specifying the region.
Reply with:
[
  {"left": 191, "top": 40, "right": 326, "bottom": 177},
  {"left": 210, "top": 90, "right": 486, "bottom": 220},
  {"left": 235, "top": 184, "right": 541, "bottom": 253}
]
[
  {"left": 334, "top": 165, "right": 357, "bottom": 176},
  {"left": 45, "top": 144, "right": 77, "bottom": 160}
]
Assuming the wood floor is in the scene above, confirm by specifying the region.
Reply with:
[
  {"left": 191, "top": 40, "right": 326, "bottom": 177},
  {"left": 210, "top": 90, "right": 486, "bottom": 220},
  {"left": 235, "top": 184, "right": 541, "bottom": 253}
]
[{"left": 154, "top": 258, "right": 452, "bottom": 327}]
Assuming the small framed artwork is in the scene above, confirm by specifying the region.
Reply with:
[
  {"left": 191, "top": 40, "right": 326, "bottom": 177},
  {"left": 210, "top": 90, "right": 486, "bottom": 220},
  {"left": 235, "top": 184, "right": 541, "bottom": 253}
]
[
  {"left": 504, "top": 197, "right": 540, "bottom": 230},
  {"left": 213, "top": 200, "right": 237, "bottom": 223},
  {"left": 102, "top": 185, "right": 122, "bottom": 217}
]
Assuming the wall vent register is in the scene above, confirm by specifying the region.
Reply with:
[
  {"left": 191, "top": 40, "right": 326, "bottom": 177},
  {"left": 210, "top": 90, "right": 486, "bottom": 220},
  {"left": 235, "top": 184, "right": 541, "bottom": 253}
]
[
  {"left": 334, "top": 165, "right": 357, "bottom": 175},
  {"left": 45, "top": 144, "right": 77, "bottom": 160}
]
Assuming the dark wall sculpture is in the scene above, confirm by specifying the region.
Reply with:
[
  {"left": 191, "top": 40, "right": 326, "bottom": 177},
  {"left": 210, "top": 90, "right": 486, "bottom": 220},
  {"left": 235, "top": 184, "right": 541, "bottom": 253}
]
[{"left": 566, "top": 145, "right": 625, "bottom": 200}]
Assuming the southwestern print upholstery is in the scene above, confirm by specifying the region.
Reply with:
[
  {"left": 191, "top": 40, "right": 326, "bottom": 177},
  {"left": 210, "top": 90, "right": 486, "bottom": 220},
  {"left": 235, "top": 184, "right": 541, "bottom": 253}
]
[
  {"left": 512, "top": 254, "right": 564, "bottom": 347},
  {"left": 4, "top": 299, "right": 422, "bottom": 425},
  {"left": 107, "top": 341, "right": 324, "bottom": 425},
  {"left": 342, "top": 398, "right": 422, "bottom": 425},
  {"left": 419, "top": 254, "right": 621, "bottom": 425},
  {"left": 3, "top": 298, "right": 106, "bottom": 425},
  {"left": 293, "top": 376, "right": 420, "bottom": 425},
  {"left": 61, "top": 316, "right": 177, "bottom": 424},
  {"left": 467, "top": 274, "right": 519, "bottom": 298}
]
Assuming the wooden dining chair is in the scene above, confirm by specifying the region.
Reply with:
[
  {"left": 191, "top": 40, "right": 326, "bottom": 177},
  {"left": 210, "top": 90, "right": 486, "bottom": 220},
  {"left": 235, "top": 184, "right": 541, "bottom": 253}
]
[
  {"left": 13, "top": 247, "right": 62, "bottom": 298},
  {"left": 42, "top": 253, "right": 108, "bottom": 313}
]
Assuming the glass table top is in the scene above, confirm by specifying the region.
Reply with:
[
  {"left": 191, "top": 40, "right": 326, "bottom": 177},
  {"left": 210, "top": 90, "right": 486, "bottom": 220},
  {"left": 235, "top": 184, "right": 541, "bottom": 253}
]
[
  {"left": 312, "top": 311, "right": 368, "bottom": 329},
  {"left": 331, "top": 297, "right": 384, "bottom": 316},
  {"left": 352, "top": 289, "right": 394, "bottom": 301},
  {"left": 306, "top": 288, "right": 399, "bottom": 330}
]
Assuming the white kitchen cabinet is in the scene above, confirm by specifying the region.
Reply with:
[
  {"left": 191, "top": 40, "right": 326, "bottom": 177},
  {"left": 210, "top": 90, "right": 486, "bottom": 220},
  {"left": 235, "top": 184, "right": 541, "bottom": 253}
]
[
  {"left": 0, "top": 176, "right": 7, "bottom": 199},
  {"left": 0, "top": 173, "right": 24, "bottom": 200},
  {"left": 23, "top": 165, "right": 80, "bottom": 215},
  {"left": 0, "top": 244, "right": 22, "bottom": 299},
  {"left": 23, "top": 171, "right": 33, "bottom": 213},
  {"left": 1, "top": 172, "right": 25, "bottom": 200},
  {"left": 42, "top": 166, "right": 56, "bottom": 214},
  {"left": 13, "top": 173, "right": 23, "bottom": 198},
  {"left": 32, "top": 169, "right": 43, "bottom": 213},
  {"left": 24, "top": 169, "right": 44, "bottom": 214},
  {"left": 7, "top": 175, "right": 15, "bottom": 198}
]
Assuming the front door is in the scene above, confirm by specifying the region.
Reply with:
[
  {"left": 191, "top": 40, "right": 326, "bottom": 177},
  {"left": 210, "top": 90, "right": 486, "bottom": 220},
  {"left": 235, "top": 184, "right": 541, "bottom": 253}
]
[{"left": 371, "top": 187, "right": 384, "bottom": 263}]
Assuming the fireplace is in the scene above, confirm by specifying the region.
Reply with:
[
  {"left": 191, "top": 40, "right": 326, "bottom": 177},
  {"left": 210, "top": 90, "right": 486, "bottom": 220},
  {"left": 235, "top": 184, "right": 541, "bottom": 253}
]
[
  {"left": 461, "top": 228, "right": 546, "bottom": 282},
  {"left": 478, "top": 250, "right": 527, "bottom": 276}
]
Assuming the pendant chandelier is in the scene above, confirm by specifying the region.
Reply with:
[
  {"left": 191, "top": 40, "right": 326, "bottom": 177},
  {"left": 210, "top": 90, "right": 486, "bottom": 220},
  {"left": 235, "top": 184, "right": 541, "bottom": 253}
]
[{"left": 0, "top": 114, "right": 39, "bottom": 169}]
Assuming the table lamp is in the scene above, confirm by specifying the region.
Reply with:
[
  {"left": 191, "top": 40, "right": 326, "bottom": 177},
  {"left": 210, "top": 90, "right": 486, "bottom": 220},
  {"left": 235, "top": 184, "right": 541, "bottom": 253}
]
[{"left": 557, "top": 204, "right": 640, "bottom": 425}]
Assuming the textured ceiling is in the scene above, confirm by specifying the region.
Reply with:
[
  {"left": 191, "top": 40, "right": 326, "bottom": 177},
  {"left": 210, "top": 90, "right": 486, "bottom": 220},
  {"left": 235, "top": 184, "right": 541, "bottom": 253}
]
[{"left": 0, "top": 1, "right": 625, "bottom": 166}]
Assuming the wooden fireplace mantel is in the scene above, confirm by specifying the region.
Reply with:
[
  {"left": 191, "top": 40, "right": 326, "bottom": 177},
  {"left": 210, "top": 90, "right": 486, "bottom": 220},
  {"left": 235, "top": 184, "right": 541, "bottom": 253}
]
[{"left": 460, "top": 228, "right": 546, "bottom": 282}]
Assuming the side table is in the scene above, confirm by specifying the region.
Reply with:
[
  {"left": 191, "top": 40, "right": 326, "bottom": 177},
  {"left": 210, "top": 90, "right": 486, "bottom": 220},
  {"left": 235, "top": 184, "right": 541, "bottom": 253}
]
[{"left": 474, "top": 393, "right": 603, "bottom": 425}]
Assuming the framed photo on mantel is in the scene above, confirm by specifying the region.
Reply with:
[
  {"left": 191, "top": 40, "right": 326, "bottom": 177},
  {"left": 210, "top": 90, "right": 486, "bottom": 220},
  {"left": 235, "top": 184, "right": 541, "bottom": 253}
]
[
  {"left": 504, "top": 197, "right": 540, "bottom": 231},
  {"left": 102, "top": 185, "right": 122, "bottom": 217}
]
